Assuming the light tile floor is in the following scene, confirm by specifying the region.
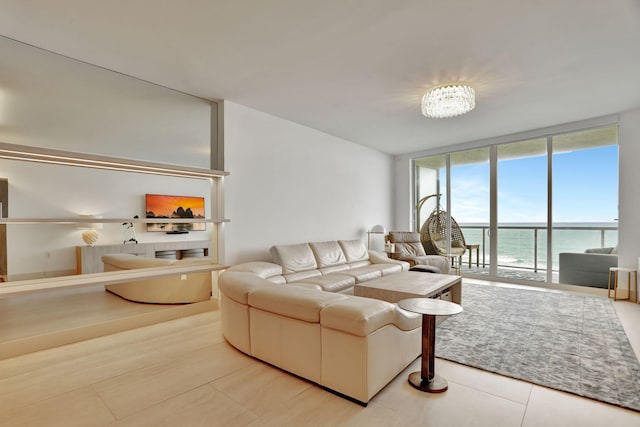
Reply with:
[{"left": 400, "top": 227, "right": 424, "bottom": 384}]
[{"left": 0, "top": 280, "right": 638, "bottom": 426}]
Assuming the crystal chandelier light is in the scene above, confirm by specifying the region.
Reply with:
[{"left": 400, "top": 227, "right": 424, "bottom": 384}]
[{"left": 421, "top": 84, "right": 475, "bottom": 118}]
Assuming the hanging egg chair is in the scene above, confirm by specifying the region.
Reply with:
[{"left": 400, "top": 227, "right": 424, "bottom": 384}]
[{"left": 416, "top": 194, "right": 467, "bottom": 257}]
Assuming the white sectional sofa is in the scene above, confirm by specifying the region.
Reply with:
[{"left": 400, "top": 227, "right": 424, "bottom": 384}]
[
  {"left": 219, "top": 239, "right": 424, "bottom": 404},
  {"left": 267, "top": 239, "right": 410, "bottom": 293}
]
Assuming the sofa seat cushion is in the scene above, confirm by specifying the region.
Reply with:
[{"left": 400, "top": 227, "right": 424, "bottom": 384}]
[
  {"left": 319, "top": 264, "right": 350, "bottom": 275},
  {"left": 248, "top": 286, "right": 348, "bottom": 323},
  {"left": 370, "top": 263, "right": 403, "bottom": 276},
  {"left": 342, "top": 265, "right": 383, "bottom": 282},
  {"left": 284, "top": 269, "right": 322, "bottom": 283},
  {"left": 368, "top": 251, "right": 411, "bottom": 271},
  {"left": 321, "top": 296, "right": 421, "bottom": 336},
  {"left": 270, "top": 243, "right": 318, "bottom": 274},
  {"left": 294, "top": 274, "right": 355, "bottom": 293},
  {"left": 309, "top": 241, "right": 347, "bottom": 268},
  {"left": 401, "top": 255, "right": 450, "bottom": 274}
]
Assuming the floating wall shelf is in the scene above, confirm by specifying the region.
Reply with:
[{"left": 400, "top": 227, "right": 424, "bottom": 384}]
[
  {"left": 0, "top": 141, "right": 229, "bottom": 179},
  {"left": 0, "top": 217, "right": 231, "bottom": 225}
]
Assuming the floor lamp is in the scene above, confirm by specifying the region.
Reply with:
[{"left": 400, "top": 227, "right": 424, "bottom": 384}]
[{"left": 367, "top": 224, "right": 386, "bottom": 249}]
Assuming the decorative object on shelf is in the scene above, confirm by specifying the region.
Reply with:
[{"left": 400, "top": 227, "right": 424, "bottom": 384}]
[
  {"left": 367, "top": 224, "right": 386, "bottom": 249},
  {"left": 421, "top": 84, "right": 475, "bottom": 118},
  {"left": 122, "top": 216, "right": 138, "bottom": 244},
  {"left": 77, "top": 214, "right": 103, "bottom": 246},
  {"left": 81, "top": 230, "right": 99, "bottom": 246}
]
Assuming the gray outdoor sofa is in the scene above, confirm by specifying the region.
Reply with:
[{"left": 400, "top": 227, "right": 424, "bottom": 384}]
[{"left": 558, "top": 247, "right": 618, "bottom": 288}]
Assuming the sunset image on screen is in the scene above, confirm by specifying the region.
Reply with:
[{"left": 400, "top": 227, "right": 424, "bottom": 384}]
[{"left": 145, "top": 194, "right": 205, "bottom": 231}]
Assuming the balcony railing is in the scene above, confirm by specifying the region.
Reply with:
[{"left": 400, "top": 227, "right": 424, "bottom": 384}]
[{"left": 458, "top": 224, "right": 618, "bottom": 273}]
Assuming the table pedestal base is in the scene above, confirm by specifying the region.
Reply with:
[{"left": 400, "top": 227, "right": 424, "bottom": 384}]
[{"left": 408, "top": 371, "right": 448, "bottom": 393}]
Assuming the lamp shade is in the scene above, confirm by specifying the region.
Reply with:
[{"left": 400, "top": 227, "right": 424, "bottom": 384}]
[{"left": 370, "top": 224, "right": 386, "bottom": 234}]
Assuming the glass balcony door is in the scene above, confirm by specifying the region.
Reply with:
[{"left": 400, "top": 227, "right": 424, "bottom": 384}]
[
  {"left": 413, "top": 124, "right": 618, "bottom": 288},
  {"left": 496, "top": 138, "right": 549, "bottom": 281}
]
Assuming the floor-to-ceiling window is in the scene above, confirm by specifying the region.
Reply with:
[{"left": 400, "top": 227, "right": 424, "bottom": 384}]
[
  {"left": 496, "top": 138, "right": 549, "bottom": 281},
  {"left": 415, "top": 155, "right": 446, "bottom": 233},
  {"left": 450, "top": 148, "right": 490, "bottom": 269},
  {"left": 413, "top": 124, "right": 618, "bottom": 287},
  {"left": 551, "top": 127, "right": 619, "bottom": 275}
]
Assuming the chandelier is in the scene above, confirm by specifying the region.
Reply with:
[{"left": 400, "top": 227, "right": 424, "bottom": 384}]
[{"left": 421, "top": 84, "right": 475, "bottom": 118}]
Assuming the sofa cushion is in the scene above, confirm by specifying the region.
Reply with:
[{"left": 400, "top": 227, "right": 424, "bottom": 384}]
[
  {"left": 342, "top": 265, "right": 382, "bottom": 282},
  {"left": 248, "top": 286, "right": 348, "bottom": 322},
  {"left": 228, "top": 261, "right": 283, "bottom": 278},
  {"left": 294, "top": 273, "right": 355, "bottom": 293},
  {"left": 388, "top": 231, "right": 420, "bottom": 243},
  {"left": 368, "top": 251, "right": 411, "bottom": 271},
  {"left": 284, "top": 270, "right": 322, "bottom": 283},
  {"left": 338, "top": 239, "right": 370, "bottom": 263},
  {"left": 309, "top": 241, "right": 347, "bottom": 268},
  {"left": 397, "top": 242, "right": 427, "bottom": 257},
  {"left": 267, "top": 275, "right": 287, "bottom": 285},
  {"left": 388, "top": 232, "right": 428, "bottom": 257},
  {"left": 270, "top": 243, "right": 318, "bottom": 274},
  {"left": 370, "top": 263, "right": 403, "bottom": 276},
  {"left": 319, "top": 264, "right": 350, "bottom": 274}
]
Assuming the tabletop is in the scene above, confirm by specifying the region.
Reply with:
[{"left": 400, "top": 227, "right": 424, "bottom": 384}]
[{"left": 398, "top": 297, "right": 463, "bottom": 316}]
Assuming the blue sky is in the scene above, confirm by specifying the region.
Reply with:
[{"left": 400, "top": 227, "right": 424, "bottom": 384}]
[{"left": 445, "top": 145, "right": 618, "bottom": 224}]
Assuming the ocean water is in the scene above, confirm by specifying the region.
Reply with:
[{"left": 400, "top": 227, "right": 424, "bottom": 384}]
[{"left": 459, "top": 223, "right": 618, "bottom": 271}]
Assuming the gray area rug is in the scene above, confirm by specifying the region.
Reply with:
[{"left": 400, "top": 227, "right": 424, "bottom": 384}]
[{"left": 435, "top": 282, "right": 640, "bottom": 411}]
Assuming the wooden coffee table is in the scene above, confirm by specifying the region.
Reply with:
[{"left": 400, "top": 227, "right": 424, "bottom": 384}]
[
  {"left": 398, "top": 298, "right": 463, "bottom": 393},
  {"left": 354, "top": 271, "right": 461, "bottom": 304}
]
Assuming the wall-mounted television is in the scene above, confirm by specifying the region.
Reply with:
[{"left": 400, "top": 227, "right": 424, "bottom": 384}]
[{"left": 145, "top": 194, "right": 206, "bottom": 232}]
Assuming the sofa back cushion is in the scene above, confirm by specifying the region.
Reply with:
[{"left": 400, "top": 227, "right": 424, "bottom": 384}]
[
  {"left": 270, "top": 243, "right": 318, "bottom": 274},
  {"left": 388, "top": 231, "right": 420, "bottom": 244},
  {"left": 338, "top": 239, "right": 369, "bottom": 263},
  {"left": 309, "top": 241, "right": 347, "bottom": 268},
  {"left": 388, "top": 232, "right": 427, "bottom": 257}
]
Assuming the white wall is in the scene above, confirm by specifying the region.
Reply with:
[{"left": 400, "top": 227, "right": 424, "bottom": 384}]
[
  {"left": 223, "top": 101, "right": 393, "bottom": 264},
  {"left": 618, "top": 108, "right": 640, "bottom": 269}
]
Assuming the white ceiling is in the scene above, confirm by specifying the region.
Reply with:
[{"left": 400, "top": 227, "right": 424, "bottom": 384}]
[{"left": 0, "top": 0, "right": 639, "bottom": 155}]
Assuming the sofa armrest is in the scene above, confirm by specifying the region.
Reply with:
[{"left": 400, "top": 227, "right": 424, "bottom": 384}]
[
  {"left": 321, "top": 296, "right": 421, "bottom": 336},
  {"left": 227, "top": 261, "right": 283, "bottom": 279},
  {"left": 368, "top": 250, "right": 411, "bottom": 271},
  {"left": 219, "top": 271, "right": 277, "bottom": 304}
]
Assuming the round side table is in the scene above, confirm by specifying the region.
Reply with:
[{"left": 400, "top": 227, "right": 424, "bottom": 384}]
[{"left": 398, "top": 298, "right": 463, "bottom": 393}]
